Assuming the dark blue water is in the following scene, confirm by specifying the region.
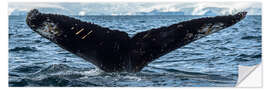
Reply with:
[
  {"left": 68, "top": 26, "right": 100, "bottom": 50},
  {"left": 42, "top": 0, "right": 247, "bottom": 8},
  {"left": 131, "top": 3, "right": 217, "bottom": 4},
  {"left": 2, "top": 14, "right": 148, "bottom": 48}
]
[{"left": 8, "top": 15, "right": 261, "bottom": 87}]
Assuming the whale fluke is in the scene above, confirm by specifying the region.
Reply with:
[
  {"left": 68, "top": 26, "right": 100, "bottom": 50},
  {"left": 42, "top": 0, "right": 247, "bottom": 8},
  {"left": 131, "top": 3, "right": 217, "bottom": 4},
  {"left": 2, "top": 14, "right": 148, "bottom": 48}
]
[{"left": 26, "top": 9, "right": 247, "bottom": 72}]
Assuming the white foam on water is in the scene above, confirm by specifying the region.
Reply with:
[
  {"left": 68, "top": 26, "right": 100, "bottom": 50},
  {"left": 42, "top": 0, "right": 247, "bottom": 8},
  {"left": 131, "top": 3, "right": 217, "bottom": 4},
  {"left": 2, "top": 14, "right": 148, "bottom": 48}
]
[{"left": 80, "top": 68, "right": 104, "bottom": 76}]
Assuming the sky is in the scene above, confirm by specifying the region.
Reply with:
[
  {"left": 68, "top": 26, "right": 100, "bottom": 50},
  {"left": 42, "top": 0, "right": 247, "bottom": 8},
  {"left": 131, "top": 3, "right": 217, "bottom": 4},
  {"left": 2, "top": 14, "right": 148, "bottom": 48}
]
[{"left": 8, "top": 2, "right": 261, "bottom": 15}]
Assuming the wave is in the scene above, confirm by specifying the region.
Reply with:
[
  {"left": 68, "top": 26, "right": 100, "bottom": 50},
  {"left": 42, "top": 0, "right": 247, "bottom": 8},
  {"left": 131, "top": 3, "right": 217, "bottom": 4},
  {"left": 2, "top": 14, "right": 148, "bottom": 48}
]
[
  {"left": 241, "top": 36, "right": 260, "bottom": 40},
  {"left": 9, "top": 47, "right": 38, "bottom": 52}
]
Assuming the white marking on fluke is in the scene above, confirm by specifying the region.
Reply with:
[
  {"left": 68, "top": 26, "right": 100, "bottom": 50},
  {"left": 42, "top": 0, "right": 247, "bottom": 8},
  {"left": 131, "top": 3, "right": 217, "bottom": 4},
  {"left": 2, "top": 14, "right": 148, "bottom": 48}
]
[{"left": 35, "top": 22, "right": 60, "bottom": 40}]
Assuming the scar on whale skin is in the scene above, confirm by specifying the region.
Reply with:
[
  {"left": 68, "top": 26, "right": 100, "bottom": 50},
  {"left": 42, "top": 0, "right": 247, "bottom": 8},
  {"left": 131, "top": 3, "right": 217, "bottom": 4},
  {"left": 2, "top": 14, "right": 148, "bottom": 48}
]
[
  {"left": 26, "top": 9, "right": 247, "bottom": 72},
  {"left": 82, "top": 30, "right": 93, "bottom": 39},
  {"left": 76, "top": 28, "right": 84, "bottom": 35}
]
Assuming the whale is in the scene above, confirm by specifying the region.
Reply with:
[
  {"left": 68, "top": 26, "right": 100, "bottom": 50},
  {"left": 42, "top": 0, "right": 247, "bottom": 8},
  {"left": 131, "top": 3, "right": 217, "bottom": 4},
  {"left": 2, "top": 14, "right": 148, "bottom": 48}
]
[{"left": 26, "top": 9, "right": 247, "bottom": 72}]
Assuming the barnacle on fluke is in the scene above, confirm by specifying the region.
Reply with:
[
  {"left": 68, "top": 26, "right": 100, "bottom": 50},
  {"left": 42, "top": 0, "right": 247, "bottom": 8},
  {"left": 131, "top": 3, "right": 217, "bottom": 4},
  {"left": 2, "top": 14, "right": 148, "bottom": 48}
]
[{"left": 26, "top": 9, "right": 247, "bottom": 72}]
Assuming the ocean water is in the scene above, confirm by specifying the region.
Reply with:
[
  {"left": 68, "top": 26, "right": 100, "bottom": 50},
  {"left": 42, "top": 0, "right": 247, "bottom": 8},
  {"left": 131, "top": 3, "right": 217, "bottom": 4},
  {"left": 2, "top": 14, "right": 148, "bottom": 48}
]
[{"left": 9, "top": 15, "right": 261, "bottom": 87}]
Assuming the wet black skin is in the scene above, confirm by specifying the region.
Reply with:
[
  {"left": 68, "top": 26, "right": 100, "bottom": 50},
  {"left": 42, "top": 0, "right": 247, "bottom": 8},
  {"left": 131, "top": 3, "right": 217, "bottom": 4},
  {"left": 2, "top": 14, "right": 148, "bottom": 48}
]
[{"left": 26, "top": 9, "right": 247, "bottom": 72}]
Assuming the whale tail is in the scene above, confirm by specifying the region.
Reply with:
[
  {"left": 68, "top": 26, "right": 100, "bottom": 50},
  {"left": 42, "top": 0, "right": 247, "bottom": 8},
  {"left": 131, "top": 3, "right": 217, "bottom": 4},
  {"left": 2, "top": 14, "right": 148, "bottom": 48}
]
[{"left": 26, "top": 9, "right": 247, "bottom": 72}]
